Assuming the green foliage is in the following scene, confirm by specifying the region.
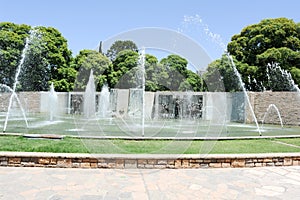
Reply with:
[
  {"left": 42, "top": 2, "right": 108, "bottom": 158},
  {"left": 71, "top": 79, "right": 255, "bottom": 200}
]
[
  {"left": 106, "top": 40, "right": 138, "bottom": 61},
  {"left": 159, "top": 55, "right": 203, "bottom": 91},
  {"left": 0, "top": 23, "right": 74, "bottom": 91},
  {"left": 73, "top": 49, "right": 111, "bottom": 91},
  {"left": 203, "top": 55, "right": 235, "bottom": 92},
  {"left": 227, "top": 18, "right": 300, "bottom": 91},
  {"left": 108, "top": 49, "right": 139, "bottom": 89},
  {"left": 0, "top": 22, "right": 31, "bottom": 88}
]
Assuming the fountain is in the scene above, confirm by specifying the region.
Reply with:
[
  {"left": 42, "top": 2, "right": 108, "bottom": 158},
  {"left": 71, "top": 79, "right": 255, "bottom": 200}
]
[
  {"left": 1, "top": 20, "right": 300, "bottom": 146},
  {"left": 227, "top": 53, "right": 262, "bottom": 136},
  {"left": 1, "top": 29, "right": 38, "bottom": 132},
  {"left": 48, "top": 82, "right": 58, "bottom": 121},
  {"left": 98, "top": 84, "right": 110, "bottom": 118},
  {"left": 267, "top": 62, "right": 300, "bottom": 93},
  {"left": 261, "top": 104, "right": 283, "bottom": 128},
  {"left": 139, "top": 48, "right": 146, "bottom": 137},
  {"left": 83, "top": 69, "right": 96, "bottom": 118}
]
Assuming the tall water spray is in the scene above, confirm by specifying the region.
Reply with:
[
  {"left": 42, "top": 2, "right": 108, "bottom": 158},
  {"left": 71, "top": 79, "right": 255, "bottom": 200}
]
[
  {"left": 182, "top": 15, "right": 262, "bottom": 135},
  {"left": 84, "top": 69, "right": 96, "bottom": 118},
  {"left": 2, "top": 30, "right": 38, "bottom": 132},
  {"left": 227, "top": 53, "right": 262, "bottom": 135},
  {"left": 48, "top": 82, "right": 58, "bottom": 121},
  {"left": 139, "top": 48, "right": 146, "bottom": 137},
  {"left": 267, "top": 63, "right": 300, "bottom": 93},
  {"left": 98, "top": 84, "right": 110, "bottom": 118}
]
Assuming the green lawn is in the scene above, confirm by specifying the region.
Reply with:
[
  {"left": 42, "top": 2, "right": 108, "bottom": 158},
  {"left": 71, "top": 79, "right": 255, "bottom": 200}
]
[{"left": 0, "top": 135, "right": 300, "bottom": 154}]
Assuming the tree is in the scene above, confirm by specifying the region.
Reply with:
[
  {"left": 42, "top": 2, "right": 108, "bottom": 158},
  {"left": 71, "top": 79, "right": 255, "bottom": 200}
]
[
  {"left": 144, "top": 54, "right": 169, "bottom": 91},
  {"left": 107, "top": 49, "right": 139, "bottom": 89},
  {"left": 0, "top": 23, "right": 74, "bottom": 91},
  {"left": 159, "top": 55, "right": 203, "bottom": 91},
  {"left": 203, "top": 55, "right": 237, "bottom": 92},
  {"left": 227, "top": 18, "right": 300, "bottom": 91},
  {"left": 73, "top": 49, "right": 111, "bottom": 91},
  {"left": 0, "top": 22, "right": 31, "bottom": 88},
  {"left": 106, "top": 40, "right": 138, "bottom": 61}
]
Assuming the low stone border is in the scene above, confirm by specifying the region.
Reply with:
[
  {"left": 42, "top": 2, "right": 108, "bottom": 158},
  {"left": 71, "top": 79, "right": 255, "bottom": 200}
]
[{"left": 1, "top": 152, "right": 300, "bottom": 169}]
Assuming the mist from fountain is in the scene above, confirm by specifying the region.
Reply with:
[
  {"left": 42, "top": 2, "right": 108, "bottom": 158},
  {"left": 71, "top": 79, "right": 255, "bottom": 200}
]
[
  {"left": 49, "top": 82, "right": 58, "bottom": 121},
  {"left": 261, "top": 104, "right": 283, "bottom": 128},
  {"left": 139, "top": 48, "right": 146, "bottom": 137},
  {"left": 226, "top": 53, "right": 262, "bottom": 136},
  {"left": 98, "top": 84, "right": 110, "bottom": 118},
  {"left": 1, "top": 29, "right": 38, "bottom": 132},
  {"left": 267, "top": 62, "right": 300, "bottom": 93},
  {"left": 182, "top": 15, "right": 262, "bottom": 135},
  {"left": 84, "top": 69, "right": 96, "bottom": 118}
]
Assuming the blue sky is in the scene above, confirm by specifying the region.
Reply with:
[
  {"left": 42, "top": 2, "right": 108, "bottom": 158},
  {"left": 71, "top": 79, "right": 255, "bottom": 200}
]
[{"left": 1, "top": 0, "right": 300, "bottom": 61}]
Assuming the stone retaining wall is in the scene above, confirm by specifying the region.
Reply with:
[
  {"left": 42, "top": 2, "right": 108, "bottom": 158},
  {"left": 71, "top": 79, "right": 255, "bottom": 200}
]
[
  {"left": 1, "top": 152, "right": 299, "bottom": 169},
  {"left": 247, "top": 91, "right": 300, "bottom": 125}
]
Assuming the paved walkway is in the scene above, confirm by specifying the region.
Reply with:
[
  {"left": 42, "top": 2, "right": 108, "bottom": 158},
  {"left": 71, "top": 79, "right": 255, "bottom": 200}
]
[{"left": 0, "top": 166, "right": 299, "bottom": 200}]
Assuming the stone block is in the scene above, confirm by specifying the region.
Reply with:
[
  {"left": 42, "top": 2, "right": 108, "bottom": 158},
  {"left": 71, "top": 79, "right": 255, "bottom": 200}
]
[
  {"left": 157, "top": 160, "right": 167, "bottom": 165},
  {"left": 147, "top": 160, "right": 157, "bottom": 165},
  {"left": 221, "top": 163, "right": 231, "bottom": 168},
  {"left": 231, "top": 159, "right": 245, "bottom": 168},
  {"left": 50, "top": 158, "right": 57, "bottom": 165},
  {"left": 57, "top": 158, "right": 72, "bottom": 168},
  {"left": 125, "top": 159, "right": 137, "bottom": 169},
  {"left": 254, "top": 163, "right": 263, "bottom": 167},
  {"left": 190, "top": 163, "right": 200, "bottom": 168},
  {"left": 38, "top": 158, "right": 50, "bottom": 164},
  {"left": 266, "top": 162, "right": 275, "bottom": 167},
  {"left": 275, "top": 162, "right": 283, "bottom": 166},
  {"left": 292, "top": 160, "right": 299, "bottom": 166},
  {"left": 166, "top": 165, "right": 175, "bottom": 169},
  {"left": 145, "top": 164, "right": 154, "bottom": 169},
  {"left": 137, "top": 159, "right": 147, "bottom": 165},
  {"left": 200, "top": 164, "right": 209, "bottom": 168},
  {"left": 167, "top": 160, "right": 175, "bottom": 165},
  {"left": 245, "top": 163, "right": 255, "bottom": 167},
  {"left": 72, "top": 163, "right": 80, "bottom": 168},
  {"left": 175, "top": 160, "right": 182, "bottom": 168},
  {"left": 98, "top": 163, "right": 109, "bottom": 168},
  {"left": 209, "top": 163, "right": 222, "bottom": 168},
  {"left": 90, "top": 163, "right": 98, "bottom": 168},
  {"left": 81, "top": 163, "right": 91, "bottom": 168},
  {"left": 8, "top": 157, "right": 21, "bottom": 164},
  {"left": 182, "top": 160, "right": 189, "bottom": 168},
  {"left": 154, "top": 164, "right": 166, "bottom": 169},
  {"left": 108, "top": 163, "right": 116, "bottom": 168},
  {"left": 0, "top": 161, "right": 8, "bottom": 166},
  {"left": 263, "top": 158, "right": 273, "bottom": 163},
  {"left": 284, "top": 158, "right": 293, "bottom": 166},
  {"left": 0, "top": 157, "right": 7, "bottom": 161}
]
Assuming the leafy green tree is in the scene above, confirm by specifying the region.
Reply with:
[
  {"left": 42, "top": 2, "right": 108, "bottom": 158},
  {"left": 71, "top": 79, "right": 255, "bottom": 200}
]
[
  {"left": 106, "top": 40, "right": 138, "bottom": 61},
  {"left": 144, "top": 54, "right": 169, "bottom": 91},
  {"left": 0, "top": 22, "right": 31, "bottom": 88},
  {"left": 227, "top": 18, "right": 300, "bottom": 91},
  {"left": 159, "top": 55, "right": 203, "bottom": 91},
  {"left": 36, "top": 26, "right": 74, "bottom": 91},
  {"left": 0, "top": 23, "right": 74, "bottom": 91},
  {"left": 73, "top": 49, "right": 111, "bottom": 91},
  {"left": 108, "top": 49, "right": 139, "bottom": 89},
  {"left": 19, "top": 29, "right": 50, "bottom": 91}
]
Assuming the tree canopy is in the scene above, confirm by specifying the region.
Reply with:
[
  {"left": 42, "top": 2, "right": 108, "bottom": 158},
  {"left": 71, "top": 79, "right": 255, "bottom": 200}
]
[
  {"left": 73, "top": 49, "right": 111, "bottom": 91},
  {"left": 227, "top": 17, "right": 300, "bottom": 91},
  {"left": 106, "top": 40, "right": 138, "bottom": 61},
  {"left": 0, "top": 22, "right": 74, "bottom": 91}
]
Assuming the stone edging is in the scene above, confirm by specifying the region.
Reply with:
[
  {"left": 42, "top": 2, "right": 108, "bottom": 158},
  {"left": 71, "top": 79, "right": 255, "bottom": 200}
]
[{"left": 1, "top": 152, "right": 300, "bottom": 169}]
